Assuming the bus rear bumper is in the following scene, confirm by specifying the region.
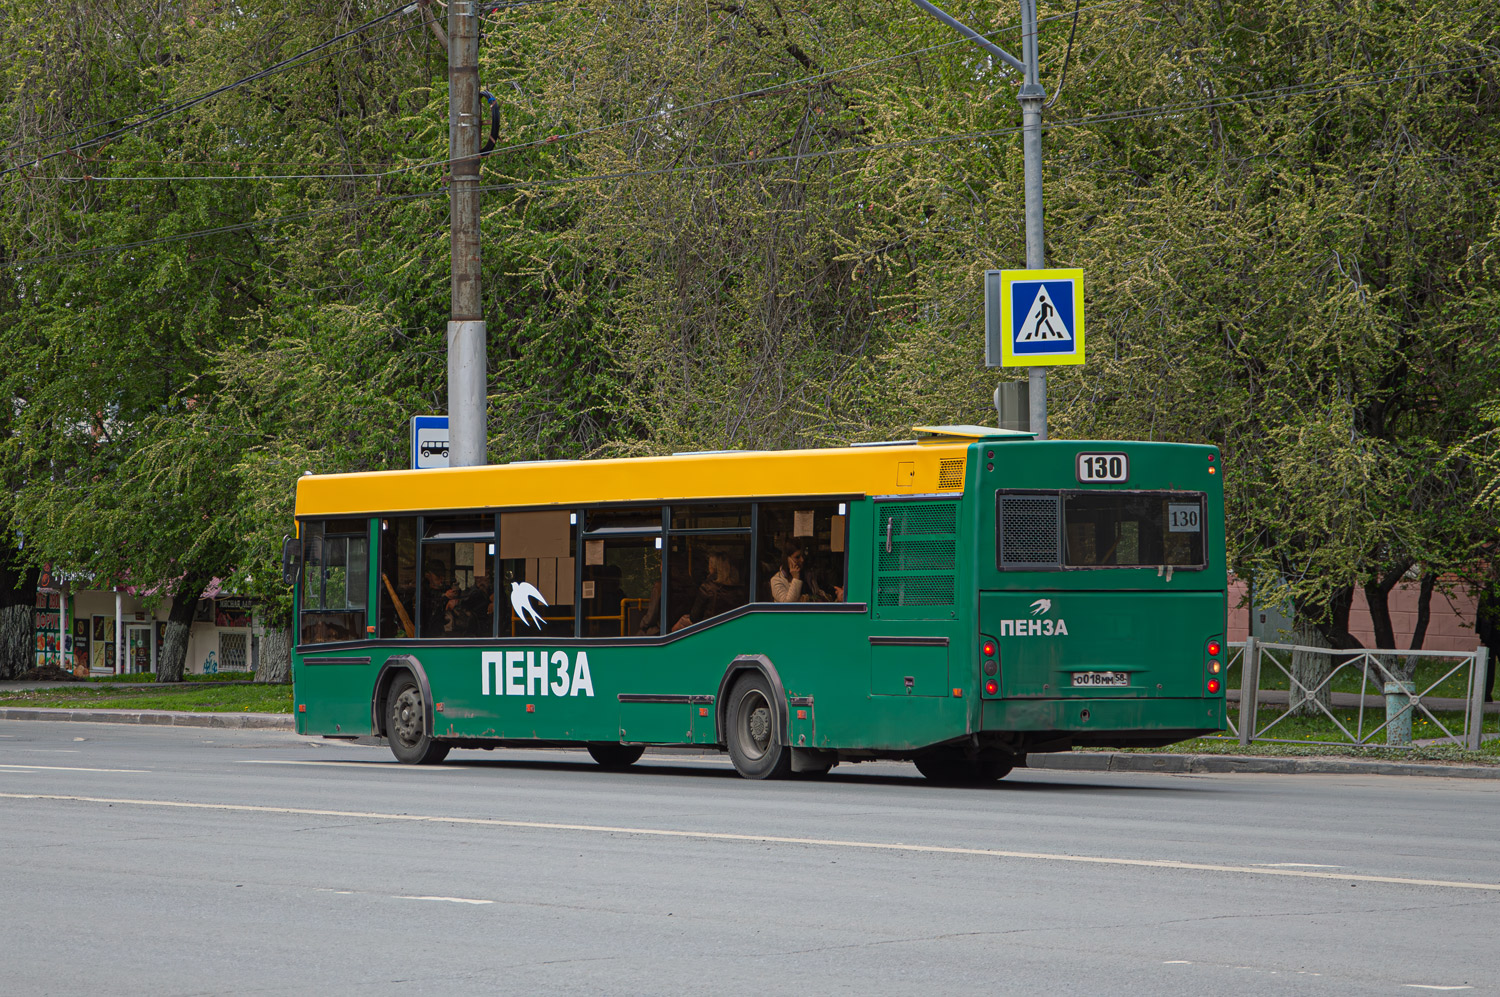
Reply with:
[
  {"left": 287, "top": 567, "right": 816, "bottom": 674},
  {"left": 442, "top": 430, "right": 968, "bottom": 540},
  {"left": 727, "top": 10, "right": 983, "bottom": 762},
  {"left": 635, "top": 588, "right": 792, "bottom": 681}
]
[{"left": 982, "top": 696, "right": 1225, "bottom": 749}]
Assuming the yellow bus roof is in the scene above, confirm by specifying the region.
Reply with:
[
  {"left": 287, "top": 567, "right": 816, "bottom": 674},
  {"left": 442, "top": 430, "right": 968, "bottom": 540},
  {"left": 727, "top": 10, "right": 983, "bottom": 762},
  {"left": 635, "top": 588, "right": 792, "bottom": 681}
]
[{"left": 294, "top": 438, "right": 978, "bottom": 518}]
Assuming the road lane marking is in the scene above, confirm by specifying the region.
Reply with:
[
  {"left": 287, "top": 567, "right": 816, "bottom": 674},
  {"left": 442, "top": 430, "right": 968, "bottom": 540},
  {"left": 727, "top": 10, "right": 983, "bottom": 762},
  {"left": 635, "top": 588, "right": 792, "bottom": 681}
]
[
  {"left": 1256, "top": 863, "right": 1343, "bottom": 869},
  {"left": 0, "top": 764, "right": 148, "bottom": 773},
  {"left": 1404, "top": 986, "right": 1474, "bottom": 991},
  {"left": 3, "top": 792, "right": 1499, "bottom": 893},
  {"left": 396, "top": 896, "right": 494, "bottom": 905}
]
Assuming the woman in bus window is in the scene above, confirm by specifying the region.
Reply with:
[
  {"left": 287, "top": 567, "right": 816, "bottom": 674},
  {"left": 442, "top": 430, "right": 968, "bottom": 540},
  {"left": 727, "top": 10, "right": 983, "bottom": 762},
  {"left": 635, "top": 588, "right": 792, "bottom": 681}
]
[{"left": 771, "top": 542, "right": 842, "bottom": 603}]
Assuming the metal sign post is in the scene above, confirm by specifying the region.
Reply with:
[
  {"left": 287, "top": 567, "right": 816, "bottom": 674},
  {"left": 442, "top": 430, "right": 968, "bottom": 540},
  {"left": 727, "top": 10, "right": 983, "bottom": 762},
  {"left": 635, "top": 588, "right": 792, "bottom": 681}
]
[{"left": 913, "top": 0, "right": 1057, "bottom": 438}]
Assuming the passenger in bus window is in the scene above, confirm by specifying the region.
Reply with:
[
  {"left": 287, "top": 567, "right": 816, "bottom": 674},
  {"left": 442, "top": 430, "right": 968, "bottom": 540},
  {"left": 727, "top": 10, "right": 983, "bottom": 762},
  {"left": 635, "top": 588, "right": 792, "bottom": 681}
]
[
  {"left": 671, "top": 550, "right": 747, "bottom": 631},
  {"left": 771, "top": 542, "right": 842, "bottom": 603},
  {"left": 421, "top": 560, "right": 454, "bottom": 636}
]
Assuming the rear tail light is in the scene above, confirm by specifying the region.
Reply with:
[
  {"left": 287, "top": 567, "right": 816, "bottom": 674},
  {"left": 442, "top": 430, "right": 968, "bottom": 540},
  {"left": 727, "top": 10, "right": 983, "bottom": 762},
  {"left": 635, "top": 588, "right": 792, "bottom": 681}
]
[
  {"left": 985, "top": 679, "right": 998, "bottom": 695},
  {"left": 1207, "top": 640, "right": 1222, "bottom": 657},
  {"left": 980, "top": 636, "right": 999, "bottom": 686},
  {"left": 1207, "top": 678, "right": 1221, "bottom": 694}
]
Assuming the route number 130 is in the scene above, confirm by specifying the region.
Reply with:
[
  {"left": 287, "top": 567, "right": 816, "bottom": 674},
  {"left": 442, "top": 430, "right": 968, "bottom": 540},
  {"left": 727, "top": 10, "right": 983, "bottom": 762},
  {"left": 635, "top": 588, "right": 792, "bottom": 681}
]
[{"left": 1076, "top": 452, "right": 1128, "bottom": 483}]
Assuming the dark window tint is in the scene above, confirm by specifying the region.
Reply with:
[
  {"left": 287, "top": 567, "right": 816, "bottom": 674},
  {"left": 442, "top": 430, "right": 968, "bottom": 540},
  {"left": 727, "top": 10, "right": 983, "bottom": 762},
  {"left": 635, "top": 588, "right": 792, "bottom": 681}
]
[
  {"left": 666, "top": 536, "right": 750, "bottom": 633},
  {"left": 1064, "top": 493, "right": 1205, "bottom": 567},
  {"left": 424, "top": 516, "right": 494, "bottom": 541},
  {"left": 582, "top": 537, "right": 661, "bottom": 637},
  {"left": 379, "top": 518, "right": 419, "bottom": 639},
  {"left": 584, "top": 507, "right": 663, "bottom": 533},
  {"left": 670, "top": 504, "right": 751, "bottom": 530},
  {"left": 757, "top": 503, "right": 847, "bottom": 603}
]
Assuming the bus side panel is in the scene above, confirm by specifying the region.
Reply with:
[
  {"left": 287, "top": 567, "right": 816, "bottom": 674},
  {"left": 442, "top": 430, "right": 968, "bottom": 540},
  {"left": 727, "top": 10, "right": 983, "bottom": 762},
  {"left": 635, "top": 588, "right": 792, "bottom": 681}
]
[
  {"left": 397, "top": 608, "right": 971, "bottom": 752},
  {"left": 292, "top": 657, "right": 377, "bottom": 736}
]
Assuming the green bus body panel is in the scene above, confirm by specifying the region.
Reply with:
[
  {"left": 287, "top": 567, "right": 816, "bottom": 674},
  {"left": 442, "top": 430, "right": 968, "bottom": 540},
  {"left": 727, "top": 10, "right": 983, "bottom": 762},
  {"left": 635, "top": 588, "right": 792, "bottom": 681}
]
[
  {"left": 292, "top": 439, "right": 1230, "bottom": 755},
  {"left": 983, "top": 591, "right": 1224, "bottom": 699},
  {"left": 982, "top": 696, "right": 1225, "bottom": 733}
]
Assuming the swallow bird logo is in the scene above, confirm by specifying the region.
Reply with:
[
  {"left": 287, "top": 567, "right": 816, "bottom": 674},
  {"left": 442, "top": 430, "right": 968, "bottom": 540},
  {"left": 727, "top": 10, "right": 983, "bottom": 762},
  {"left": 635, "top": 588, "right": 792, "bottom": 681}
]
[
  {"left": 510, "top": 581, "right": 549, "bottom": 629},
  {"left": 1030, "top": 598, "right": 1052, "bottom": 616}
]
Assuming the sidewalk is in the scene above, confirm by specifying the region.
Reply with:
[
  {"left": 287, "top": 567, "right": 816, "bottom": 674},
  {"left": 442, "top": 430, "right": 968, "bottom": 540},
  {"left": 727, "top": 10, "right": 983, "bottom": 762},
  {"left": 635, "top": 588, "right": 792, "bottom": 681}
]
[
  {"left": 1, "top": 706, "right": 1495, "bottom": 779},
  {"left": 0, "top": 707, "right": 291, "bottom": 729}
]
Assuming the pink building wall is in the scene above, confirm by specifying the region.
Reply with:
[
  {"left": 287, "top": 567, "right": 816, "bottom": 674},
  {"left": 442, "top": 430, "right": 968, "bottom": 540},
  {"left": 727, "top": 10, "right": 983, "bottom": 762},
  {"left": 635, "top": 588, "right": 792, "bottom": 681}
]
[{"left": 1227, "top": 576, "right": 1482, "bottom": 652}]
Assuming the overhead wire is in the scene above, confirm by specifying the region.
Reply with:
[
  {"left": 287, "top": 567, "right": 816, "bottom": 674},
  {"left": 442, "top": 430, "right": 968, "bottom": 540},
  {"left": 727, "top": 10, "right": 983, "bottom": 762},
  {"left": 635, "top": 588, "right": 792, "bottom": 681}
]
[
  {"left": 32, "top": 0, "right": 1129, "bottom": 185},
  {"left": 10, "top": 38, "right": 1495, "bottom": 266},
  {"left": 0, "top": 0, "right": 578, "bottom": 182}
]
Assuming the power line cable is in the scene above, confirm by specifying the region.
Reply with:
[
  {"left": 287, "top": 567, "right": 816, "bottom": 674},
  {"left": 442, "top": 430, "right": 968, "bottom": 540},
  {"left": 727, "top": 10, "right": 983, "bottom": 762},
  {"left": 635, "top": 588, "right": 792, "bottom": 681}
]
[
  {"left": 40, "top": 0, "right": 1129, "bottom": 184},
  {"left": 0, "top": 0, "right": 576, "bottom": 181},
  {"left": 11, "top": 46, "right": 1492, "bottom": 265}
]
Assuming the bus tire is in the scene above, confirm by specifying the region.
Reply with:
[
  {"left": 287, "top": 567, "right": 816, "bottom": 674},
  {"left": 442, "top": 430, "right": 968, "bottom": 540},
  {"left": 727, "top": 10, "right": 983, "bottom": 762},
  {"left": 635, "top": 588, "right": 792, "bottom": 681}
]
[
  {"left": 386, "top": 675, "right": 450, "bottom": 765},
  {"left": 726, "top": 673, "right": 792, "bottom": 780},
  {"left": 915, "top": 747, "right": 1013, "bottom": 785},
  {"left": 587, "top": 743, "right": 645, "bottom": 770}
]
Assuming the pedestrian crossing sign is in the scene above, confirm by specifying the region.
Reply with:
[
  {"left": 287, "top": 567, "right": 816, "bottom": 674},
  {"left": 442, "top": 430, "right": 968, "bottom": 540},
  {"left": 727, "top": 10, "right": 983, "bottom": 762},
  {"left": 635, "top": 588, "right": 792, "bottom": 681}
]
[{"left": 985, "top": 268, "right": 1085, "bottom": 368}]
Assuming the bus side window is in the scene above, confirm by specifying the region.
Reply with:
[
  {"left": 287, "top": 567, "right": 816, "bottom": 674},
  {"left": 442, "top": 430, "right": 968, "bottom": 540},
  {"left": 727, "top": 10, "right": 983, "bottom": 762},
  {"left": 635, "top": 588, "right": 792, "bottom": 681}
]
[
  {"left": 757, "top": 503, "right": 847, "bottom": 604},
  {"left": 580, "top": 507, "right": 663, "bottom": 638},
  {"left": 498, "top": 510, "right": 576, "bottom": 638},
  {"left": 420, "top": 516, "right": 497, "bottom": 639},
  {"left": 378, "top": 517, "right": 419, "bottom": 639},
  {"left": 300, "top": 519, "right": 370, "bottom": 644}
]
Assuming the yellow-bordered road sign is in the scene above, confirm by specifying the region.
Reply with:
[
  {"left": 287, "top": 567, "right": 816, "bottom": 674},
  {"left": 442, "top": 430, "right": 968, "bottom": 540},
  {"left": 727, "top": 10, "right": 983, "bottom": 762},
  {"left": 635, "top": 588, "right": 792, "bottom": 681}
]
[{"left": 985, "top": 268, "right": 1085, "bottom": 368}]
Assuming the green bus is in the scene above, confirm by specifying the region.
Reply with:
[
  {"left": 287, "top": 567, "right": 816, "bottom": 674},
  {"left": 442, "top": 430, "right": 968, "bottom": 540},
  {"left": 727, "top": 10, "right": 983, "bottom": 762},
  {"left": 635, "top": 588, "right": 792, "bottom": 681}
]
[{"left": 289, "top": 426, "right": 1227, "bottom": 781}]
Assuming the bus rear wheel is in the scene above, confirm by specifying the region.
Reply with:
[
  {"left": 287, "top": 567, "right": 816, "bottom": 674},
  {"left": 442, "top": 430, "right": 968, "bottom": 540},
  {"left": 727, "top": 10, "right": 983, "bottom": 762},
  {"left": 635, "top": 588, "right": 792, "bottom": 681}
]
[
  {"left": 587, "top": 743, "right": 645, "bottom": 770},
  {"left": 386, "top": 675, "right": 450, "bottom": 765},
  {"left": 726, "top": 673, "right": 792, "bottom": 780},
  {"left": 914, "top": 747, "right": 1013, "bottom": 785}
]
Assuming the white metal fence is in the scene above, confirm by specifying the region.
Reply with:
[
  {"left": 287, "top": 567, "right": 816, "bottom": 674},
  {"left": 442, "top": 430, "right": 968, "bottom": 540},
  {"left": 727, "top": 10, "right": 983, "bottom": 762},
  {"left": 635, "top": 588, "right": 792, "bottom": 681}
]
[{"left": 1218, "top": 639, "right": 1492, "bottom": 751}]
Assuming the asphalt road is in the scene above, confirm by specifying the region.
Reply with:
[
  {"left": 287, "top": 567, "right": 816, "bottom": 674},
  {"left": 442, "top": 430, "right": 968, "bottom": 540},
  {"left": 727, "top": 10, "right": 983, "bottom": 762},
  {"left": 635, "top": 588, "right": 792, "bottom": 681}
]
[{"left": 3, "top": 721, "right": 1497, "bottom": 996}]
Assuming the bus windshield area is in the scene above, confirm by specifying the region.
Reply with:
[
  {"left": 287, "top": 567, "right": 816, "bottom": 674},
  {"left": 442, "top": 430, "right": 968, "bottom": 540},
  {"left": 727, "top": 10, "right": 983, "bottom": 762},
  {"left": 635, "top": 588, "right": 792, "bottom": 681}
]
[{"left": 1063, "top": 492, "right": 1205, "bottom": 567}]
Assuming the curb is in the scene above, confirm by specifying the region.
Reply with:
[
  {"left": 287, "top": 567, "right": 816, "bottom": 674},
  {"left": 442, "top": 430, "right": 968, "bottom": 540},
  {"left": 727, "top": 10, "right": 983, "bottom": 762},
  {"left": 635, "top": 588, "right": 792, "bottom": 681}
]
[
  {"left": 0, "top": 707, "right": 293, "bottom": 730},
  {"left": 1026, "top": 751, "right": 1500, "bottom": 779}
]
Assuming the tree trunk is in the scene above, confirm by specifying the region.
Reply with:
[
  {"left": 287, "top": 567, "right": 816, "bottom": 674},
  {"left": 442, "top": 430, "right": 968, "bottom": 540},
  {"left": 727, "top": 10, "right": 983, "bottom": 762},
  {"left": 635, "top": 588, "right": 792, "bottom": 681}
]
[
  {"left": 1364, "top": 562, "right": 1411, "bottom": 686},
  {"left": 1394, "top": 571, "right": 1437, "bottom": 686},
  {"left": 157, "top": 572, "right": 212, "bottom": 682},
  {"left": 255, "top": 627, "right": 291, "bottom": 684},
  {"left": 0, "top": 605, "right": 32, "bottom": 679},
  {"left": 1288, "top": 616, "right": 1333, "bottom": 719},
  {"left": 0, "top": 542, "right": 39, "bottom": 679}
]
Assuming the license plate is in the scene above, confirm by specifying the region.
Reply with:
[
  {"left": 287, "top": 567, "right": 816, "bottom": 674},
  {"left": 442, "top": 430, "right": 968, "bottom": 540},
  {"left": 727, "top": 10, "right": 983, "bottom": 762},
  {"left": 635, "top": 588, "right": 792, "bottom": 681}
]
[
  {"left": 1072, "top": 671, "right": 1130, "bottom": 688},
  {"left": 1076, "top": 452, "right": 1128, "bottom": 483}
]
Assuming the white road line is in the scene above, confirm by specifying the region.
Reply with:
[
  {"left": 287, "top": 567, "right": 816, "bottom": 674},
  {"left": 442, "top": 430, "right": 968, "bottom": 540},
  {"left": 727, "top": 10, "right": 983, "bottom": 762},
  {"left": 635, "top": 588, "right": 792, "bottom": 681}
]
[
  {"left": 0, "top": 764, "right": 149, "bottom": 773},
  {"left": 396, "top": 895, "right": 493, "bottom": 905},
  {"left": 3, "top": 791, "right": 1498, "bottom": 893},
  {"left": 1162, "top": 960, "right": 1193, "bottom": 965},
  {"left": 1403, "top": 986, "right": 1474, "bottom": 991},
  {"left": 1256, "top": 863, "right": 1343, "bottom": 869}
]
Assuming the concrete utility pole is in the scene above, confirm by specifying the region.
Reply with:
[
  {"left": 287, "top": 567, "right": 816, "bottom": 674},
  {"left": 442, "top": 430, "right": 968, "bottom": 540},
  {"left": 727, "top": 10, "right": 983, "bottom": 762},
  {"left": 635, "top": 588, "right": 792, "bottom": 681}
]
[
  {"left": 912, "top": 0, "right": 1049, "bottom": 439},
  {"left": 448, "top": 0, "right": 487, "bottom": 466}
]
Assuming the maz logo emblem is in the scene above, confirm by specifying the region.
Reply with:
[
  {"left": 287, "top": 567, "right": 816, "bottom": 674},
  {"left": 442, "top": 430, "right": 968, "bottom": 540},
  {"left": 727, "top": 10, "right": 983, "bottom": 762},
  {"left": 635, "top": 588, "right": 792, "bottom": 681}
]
[{"left": 510, "top": 582, "right": 549, "bottom": 629}]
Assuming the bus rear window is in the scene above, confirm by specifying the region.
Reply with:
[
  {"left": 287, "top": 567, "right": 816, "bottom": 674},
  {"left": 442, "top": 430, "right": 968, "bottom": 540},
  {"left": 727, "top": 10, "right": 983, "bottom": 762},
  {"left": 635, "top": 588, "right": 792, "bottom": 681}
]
[{"left": 1063, "top": 493, "right": 1205, "bottom": 567}]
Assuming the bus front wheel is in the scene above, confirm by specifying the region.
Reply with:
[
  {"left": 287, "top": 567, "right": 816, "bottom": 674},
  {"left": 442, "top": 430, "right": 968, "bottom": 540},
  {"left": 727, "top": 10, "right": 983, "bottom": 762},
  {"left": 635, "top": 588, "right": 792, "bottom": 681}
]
[
  {"left": 587, "top": 743, "right": 645, "bottom": 769},
  {"left": 727, "top": 673, "right": 792, "bottom": 780},
  {"left": 386, "top": 675, "right": 451, "bottom": 765}
]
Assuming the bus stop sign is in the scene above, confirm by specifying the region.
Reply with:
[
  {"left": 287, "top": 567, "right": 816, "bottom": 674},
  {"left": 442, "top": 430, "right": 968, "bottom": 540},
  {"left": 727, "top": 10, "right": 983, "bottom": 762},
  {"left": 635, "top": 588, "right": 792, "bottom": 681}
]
[
  {"left": 411, "top": 415, "right": 450, "bottom": 469},
  {"left": 985, "top": 268, "right": 1085, "bottom": 368}
]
